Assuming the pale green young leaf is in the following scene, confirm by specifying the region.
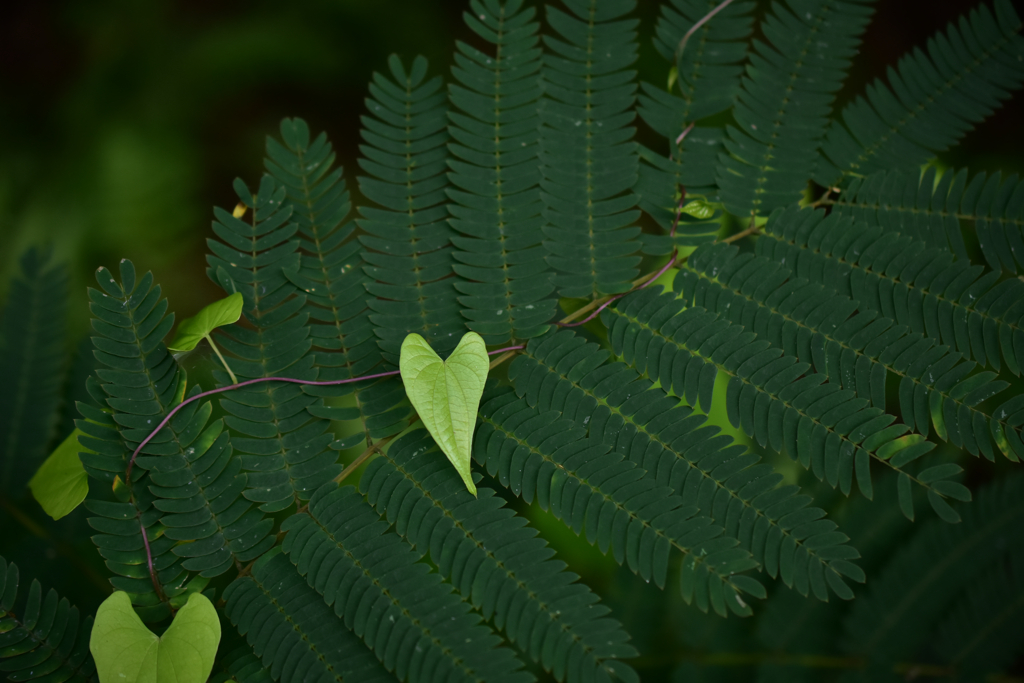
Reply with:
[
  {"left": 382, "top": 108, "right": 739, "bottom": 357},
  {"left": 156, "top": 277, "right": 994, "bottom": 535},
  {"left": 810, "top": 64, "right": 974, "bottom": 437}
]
[
  {"left": 90, "top": 591, "right": 221, "bottom": 683},
  {"left": 167, "top": 292, "right": 243, "bottom": 352},
  {"left": 28, "top": 428, "right": 89, "bottom": 520},
  {"left": 400, "top": 332, "right": 488, "bottom": 496}
]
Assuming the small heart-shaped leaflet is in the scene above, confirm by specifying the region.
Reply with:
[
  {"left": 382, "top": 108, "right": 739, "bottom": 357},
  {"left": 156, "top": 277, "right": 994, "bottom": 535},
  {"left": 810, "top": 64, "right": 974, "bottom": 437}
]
[
  {"left": 167, "top": 292, "right": 243, "bottom": 353},
  {"left": 29, "top": 428, "right": 89, "bottom": 520},
  {"left": 90, "top": 591, "right": 221, "bottom": 683},
  {"left": 400, "top": 332, "right": 488, "bottom": 496}
]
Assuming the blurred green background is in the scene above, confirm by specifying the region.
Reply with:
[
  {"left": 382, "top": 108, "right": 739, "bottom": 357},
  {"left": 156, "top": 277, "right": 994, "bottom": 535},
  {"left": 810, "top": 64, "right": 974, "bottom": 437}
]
[
  {"left": 0, "top": 1, "right": 1021, "bottom": 675},
  {"left": 1, "top": 0, "right": 1020, "bottom": 340}
]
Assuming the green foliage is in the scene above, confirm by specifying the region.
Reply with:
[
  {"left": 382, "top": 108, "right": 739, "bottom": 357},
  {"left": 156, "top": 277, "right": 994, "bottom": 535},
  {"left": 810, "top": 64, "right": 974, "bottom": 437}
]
[
  {"left": 3, "top": 0, "right": 1024, "bottom": 681},
  {"left": 89, "top": 591, "right": 220, "bottom": 683},
  {"left": 167, "top": 293, "right": 244, "bottom": 354},
  {"left": 0, "top": 556, "right": 95, "bottom": 683},
  {"left": 29, "top": 430, "right": 89, "bottom": 521}
]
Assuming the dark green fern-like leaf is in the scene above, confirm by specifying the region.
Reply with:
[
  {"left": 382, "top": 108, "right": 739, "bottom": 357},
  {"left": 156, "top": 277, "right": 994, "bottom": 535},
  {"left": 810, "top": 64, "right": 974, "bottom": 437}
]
[
  {"left": 510, "top": 327, "right": 863, "bottom": 596},
  {"left": 757, "top": 205, "right": 1024, "bottom": 386},
  {"left": 832, "top": 167, "right": 1024, "bottom": 275},
  {"left": 81, "top": 261, "right": 190, "bottom": 619},
  {"left": 281, "top": 485, "right": 533, "bottom": 683},
  {"left": 264, "top": 118, "right": 390, "bottom": 442},
  {"left": 930, "top": 552, "right": 1024, "bottom": 679},
  {"left": 137, "top": 391, "right": 274, "bottom": 577},
  {"left": 682, "top": 237, "right": 1024, "bottom": 465},
  {"left": 223, "top": 552, "right": 392, "bottom": 683},
  {"left": 715, "top": 0, "right": 875, "bottom": 217},
  {"left": 842, "top": 473, "right": 1024, "bottom": 665},
  {"left": 447, "top": 0, "right": 556, "bottom": 344},
  {"left": 540, "top": 0, "right": 642, "bottom": 298},
  {"left": 0, "top": 248, "right": 69, "bottom": 494},
  {"left": 476, "top": 383, "right": 765, "bottom": 617},
  {"left": 210, "top": 646, "right": 274, "bottom": 683},
  {"left": 819, "top": 0, "right": 1024, "bottom": 182},
  {"left": 612, "top": 284, "right": 972, "bottom": 523},
  {"left": 637, "top": 0, "right": 755, "bottom": 254},
  {"left": 0, "top": 556, "right": 95, "bottom": 683},
  {"left": 652, "top": 0, "right": 754, "bottom": 122},
  {"left": 358, "top": 54, "right": 464, "bottom": 363},
  {"left": 361, "top": 429, "right": 639, "bottom": 683},
  {"left": 207, "top": 176, "right": 341, "bottom": 512},
  {"left": 598, "top": 295, "right": 866, "bottom": 598}
]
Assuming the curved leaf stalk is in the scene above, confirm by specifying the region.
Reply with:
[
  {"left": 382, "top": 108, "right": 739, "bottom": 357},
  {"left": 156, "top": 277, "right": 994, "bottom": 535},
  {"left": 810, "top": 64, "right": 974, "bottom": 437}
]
[
  {"left": 128, "top": 348, "right": 526, "bottom": 477},
  {"left": 680, "top": 238, "right": 1024, "bottom": 464}
]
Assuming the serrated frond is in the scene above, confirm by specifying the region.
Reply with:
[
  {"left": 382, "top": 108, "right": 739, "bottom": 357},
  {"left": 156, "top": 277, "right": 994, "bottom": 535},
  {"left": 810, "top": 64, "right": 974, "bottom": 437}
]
[
  {"left": 682, "top": 236, "right": 1024, "bottom": 466},
  {"left": 223, "top": 553, "right": 393, "bottom": 683},
  {"left": 207, "top": 176, "right": 341, "bottom": 512},
  {"left": 0, "top": 555, "right": 96, "bottom": 683},
  {"left": 832, "top": 167, "right": 1024, "bottom": 275},
  {"left": 447, "top": 0, "right": 557, "bottom": 344},
  {"left": 715, "top": 0, "right": 876, "bottom": 217},
  {"left": 265, "top": 119, "right": 387, "bottom": 442},
  {"left": 758, "top": 205, "right": 1024, "bottom": 390},
  {"left": 281, "top": 485, "right": 533, "bottom": 683},
  {"left": 608, "top": 284, "right": 973, "bottom": 523},
  {"left": 358, "top": 54, "right": 464, "bottom": 364},
  {"left": 476, "top": 381, "right": 764, "bottom": 617},
  {"left": 511, "top": 327, "right": 863, "bottom": 598},
  {"left": 361, "top": 429, "right": 639, "bottom": 683},
  {"left": 81, "top": 261, "right": 190, "bottom": 619},
  {"left": 819, "top": 0, "right": 1024, "bottom": 182},
  {"left": 540, "top": 0, "right": 642, "bottom": 298}
]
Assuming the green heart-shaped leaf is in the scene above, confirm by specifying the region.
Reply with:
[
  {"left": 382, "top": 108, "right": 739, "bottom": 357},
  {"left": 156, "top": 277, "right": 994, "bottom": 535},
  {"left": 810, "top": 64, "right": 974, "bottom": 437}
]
[
  {"left": 400, "top": 332, "right": 488, "bottom": 496},
  {"left": 90, "top": 591, "right": 221, "bottom": 683},
  {"left": 29, "top": 428, "right": 89, "bottom": 520},
  {"left": 167, "top": 292, "right": 243, "bottom": 352}
]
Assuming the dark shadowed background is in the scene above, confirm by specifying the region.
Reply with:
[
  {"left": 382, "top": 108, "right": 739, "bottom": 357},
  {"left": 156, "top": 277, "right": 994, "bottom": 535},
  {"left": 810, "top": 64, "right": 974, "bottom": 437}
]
[{"left": 1, "top": 0, "right": 1021, "bottom": 337}]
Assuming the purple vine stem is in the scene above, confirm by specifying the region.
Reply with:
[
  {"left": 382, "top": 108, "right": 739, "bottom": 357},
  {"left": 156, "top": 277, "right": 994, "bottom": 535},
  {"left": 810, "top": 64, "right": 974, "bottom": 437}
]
[
  {"left": 676, "top": 0, "right": 735, "bottom": 60},
  {"left": 126, "top": 345, "right": 526, "bottom": 483}
]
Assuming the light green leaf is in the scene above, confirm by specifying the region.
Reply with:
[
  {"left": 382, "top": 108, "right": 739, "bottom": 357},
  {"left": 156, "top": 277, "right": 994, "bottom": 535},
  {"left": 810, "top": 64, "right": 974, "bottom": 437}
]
[
  {"left": 29, "top": 428, "right": 89, "bottom": 520},
  {"left": 681, "top": 200, "right": 715, "bottom": 219},
  {"left": 167, "top": 292, "right": 243, "bottom": 352},
  {"left": 400, "top": 332, "right": 488, "bottom": 496},
  {"left": 90, "top": 591, "right": 221, "bottom": 683}
]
